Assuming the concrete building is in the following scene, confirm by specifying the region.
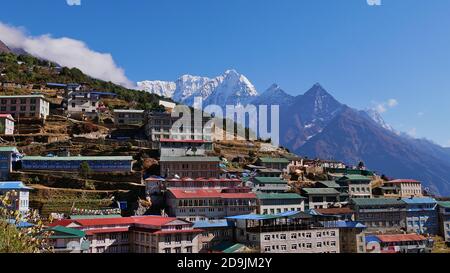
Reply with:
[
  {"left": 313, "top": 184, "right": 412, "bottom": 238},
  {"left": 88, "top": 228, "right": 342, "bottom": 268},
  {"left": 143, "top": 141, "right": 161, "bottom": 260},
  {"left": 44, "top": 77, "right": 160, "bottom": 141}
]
[
  {"left": 193, "top": 220, "right": 234, "bottom": 253},
  {"left": 50, "top": 216, "right": 202, "bottom": 253},
  {"left": 313, "top": 207, "right": 355, "bottom": 221},
  {"left": 21, "top": 155, "right": 133, "bottom": 173},
  {"left": 438, "top": 201, "right": 450, "bottom": 245},
  {"left": 45, "top": 226, "right": 90, "bottom": 253},
  {"left": 351, "top": 198, "right": 407, "bottom": 233},
  {"left": 255, "top": 157, "right": 290, "bottom": 173},
  {"left": 250, "top": 177, "right": 290, "bottom": 193},
  {"left": 159, "top": 139, "right": 213, "bottom": 157},
  {"left": 227, "top": 212, "right": 340, "bottom": 253},
  {"left": 113, "top": 109, "right": 145, "bottom": 126},
  {"left": 335, "top": 221, "right": 367, "bottom": 253},
  {"left": 365, "top": 234, "right": 431, "bottom": 253},
  {"left": 0, "top": 146, "right": 20, "bottom": 180},
  {"left": 164, "top": 177, "right": 242, "bottom": 189},
  {"left": 0, "top": 181, "right": 32, "bottom": 215},
  {"left": 402, "top": 197, "right": 438, "bottom": 235},
  {"left": 166, "top": 188, "right": 257, "bottom": 222},
  {"left": 159, "top": 156, "right": 221, "bottom": 179},
  {"left": 337, "top": 175, "right": 372, "bottom": 199},
  {"left": 66, "top": 90, "right": 100, "bottom": 118},
  {"left": 0, "top": 95, "right": 50, "bottom": 120},
  {"left": 301, "top": 188, "right": 341, "bottom": 209},
  {"left": 145, "top": 111, "right": 213, "bottom": 144},
  {"left": 0, "top": 114, "right": 14, "bottom": 135},
  {"left": 256, "top": 193, "right": 305, "bottom": 215},
  {"left": 383, "top": 179, "right": 423, "bottom": 198}
]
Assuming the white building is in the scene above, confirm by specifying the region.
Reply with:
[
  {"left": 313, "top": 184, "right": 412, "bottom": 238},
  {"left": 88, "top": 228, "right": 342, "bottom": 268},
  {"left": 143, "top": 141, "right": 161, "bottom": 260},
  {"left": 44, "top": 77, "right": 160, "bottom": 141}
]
[
  {"left": 66, "top": 90, "right": 100, "bottom": 118},
  {"left": 0, "top": 114, "right": 14, "bottom": 135},
  {"left": 0, "top": 95, "right": 50, "bottom": 120},
  {"left": 256, "top": 193, "right": 305, "bottom": 214},
  {"left": 0, "top": 181, "right": 32, "bottom": 215},
  {"left": 113, "top": 109, "right": 145, "bottom": 126}
]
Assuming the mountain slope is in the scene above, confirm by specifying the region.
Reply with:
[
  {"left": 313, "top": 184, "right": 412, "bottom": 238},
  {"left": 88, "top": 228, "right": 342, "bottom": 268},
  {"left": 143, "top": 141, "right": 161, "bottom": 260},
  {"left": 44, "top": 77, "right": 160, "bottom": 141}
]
[
  {"left": 0, "top": 40, "right": 11, "bottom": 54},
  {"left": 297, "top": 106, "right": 450, "bottom": 196},
  {"left": 280, "top": 83, "right": 345, "bottom": 151}
]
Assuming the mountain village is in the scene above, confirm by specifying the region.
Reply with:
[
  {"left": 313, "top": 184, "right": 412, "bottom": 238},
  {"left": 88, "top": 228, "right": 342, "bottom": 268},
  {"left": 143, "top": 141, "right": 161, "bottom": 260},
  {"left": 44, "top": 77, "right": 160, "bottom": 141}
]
[{"left": 1, "top": 51, "right": 450, "bottom": 254}]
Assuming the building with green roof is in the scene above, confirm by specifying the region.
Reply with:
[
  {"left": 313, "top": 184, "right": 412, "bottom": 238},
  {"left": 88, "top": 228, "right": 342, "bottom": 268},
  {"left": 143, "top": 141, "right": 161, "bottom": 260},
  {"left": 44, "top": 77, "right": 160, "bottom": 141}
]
[
  {"left": 21, "top": 155, "right": 133, "bottom": 173},
  {"left": 437, "top": 201, "right": 450, "bottom": 244},
  {"left": 301, "top": 187, "right": 341, "bottom": 210},
  {"left": 251, "top": 177, "right": 289, "bottom": 193},
  {"left": 256, "top": 193, "right": 305, "bottom": 215},
  {"left": 350, "top": 198, "right": 407, "bottom": 233},
  {"left": 256, "top": 157, "right": 289, "bottom": 171},
  {"left": 45, "top": 226, "right": 90, "bottom": 253}
]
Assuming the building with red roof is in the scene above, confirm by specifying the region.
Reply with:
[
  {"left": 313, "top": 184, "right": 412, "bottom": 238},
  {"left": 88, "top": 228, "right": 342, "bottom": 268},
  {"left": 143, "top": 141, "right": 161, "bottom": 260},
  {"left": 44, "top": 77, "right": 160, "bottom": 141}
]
[
  {"left": 365, "top": 233, "right": 431, "bottom": 253},
  {"left": 383, "top": 179, "right": 423, "bottom": 198},
  {"left": 49, "top": 215, "right": 202, "bottom": 253},
  {"left": 166, "top": 188, "right": 257, "bottom": 222}
]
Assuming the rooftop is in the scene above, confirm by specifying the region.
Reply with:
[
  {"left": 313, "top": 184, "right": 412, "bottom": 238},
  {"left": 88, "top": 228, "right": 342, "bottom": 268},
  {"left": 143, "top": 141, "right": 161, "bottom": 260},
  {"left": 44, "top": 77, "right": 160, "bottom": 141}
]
[
  {"left": 22, "top": 155, "right": 133, "bottom": 161},
  {"left": 315, "top": 181, "right": 341, "bottom": 188},
  {"left": 113, "top": 109, "right": 144, "bottom": 114},
  {"left": 388, "top": 179, "right": 421, "bottom": 184},
  {"left": 168, "top": 188, "right": 256, "bottom": 199},
  {"left": 0, "top": 181, "right": 32, "bottom": 191},
  {"left": 0, "top": 146, "right": 18, "bottom": 152},
  {"left": 257, "top": 157, "right": 290, "bottom": 164},
  {"left": 351, "top": 198, "right": 405, "bottom": 207},
  {"left": 0, "top": 94, "right": 50, "bottom": 102},
  {"left": 47, "top": 226, "right": 86, "bottom": 239},
  {"left": 314, "top": 207, "right": 354, "bottom": 215},
  {"left": 301, "top": 187, "right": 340, "bottom": 195},
  {"left": 376, "top": 234, "right": 427, "bottom": 243},
  {"left": 160, "top": 156, "right": 221, "bottom": 162},
  {"left": 401, "top": 197, "right": 437, "bottom": 205},
  {"left": 0, "top": 114, "right": 14, "bottom": 121},
  {"left": 256, "top": 192, "right": 305, "bottom": 200},
  {"left": 226, "top": 211, "right": 312, "bottom": 221},
  {"left": 253, "top": 177, "right": 288, "bottom": 185},
  {"left": 438, "top": 201, "right": 450, "bottom": 208},
  {"left": 339, "top": 175, "right": 372, "bottom": 182},
  {"left": 192, "top": 220, "right": 234, "bottom": 229}
]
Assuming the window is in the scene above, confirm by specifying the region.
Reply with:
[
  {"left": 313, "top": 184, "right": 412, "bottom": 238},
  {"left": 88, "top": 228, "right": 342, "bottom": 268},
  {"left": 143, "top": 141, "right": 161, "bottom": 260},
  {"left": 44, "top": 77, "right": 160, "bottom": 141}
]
[
  {"left": 291, "top": 244, "right": 297, "bottom": 250},
  {"left": 264, "top": 246, "right": 271, "bottom": 252},
  {"left": 280, "top": 234, "right": 286, "bottom": 240},
  {"left": 281, "top": 245, "right": 287, "bottom": 251},
  {"left": 264, "top": 235, "right": 270, "bottom": 241},
  {"left": 185, "top": 246, "right": 192, "bottom": 253}
]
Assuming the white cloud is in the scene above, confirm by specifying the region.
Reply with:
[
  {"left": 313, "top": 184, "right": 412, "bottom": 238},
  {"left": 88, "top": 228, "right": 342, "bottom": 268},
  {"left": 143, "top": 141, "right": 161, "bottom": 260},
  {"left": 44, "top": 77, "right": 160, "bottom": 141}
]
[
  {"left": 0, "top": 22, "right": 134, "bottom": 88},
  {"left": 372, "top": 98, "right": 399, "bottom": 114}
]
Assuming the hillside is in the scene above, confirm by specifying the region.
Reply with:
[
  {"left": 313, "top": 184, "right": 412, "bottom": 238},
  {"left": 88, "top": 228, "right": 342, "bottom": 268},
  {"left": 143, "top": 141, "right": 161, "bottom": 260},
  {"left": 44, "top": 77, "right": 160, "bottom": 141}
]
[{"left": 0, "top": 51, "right": 164, "bottom": 110}]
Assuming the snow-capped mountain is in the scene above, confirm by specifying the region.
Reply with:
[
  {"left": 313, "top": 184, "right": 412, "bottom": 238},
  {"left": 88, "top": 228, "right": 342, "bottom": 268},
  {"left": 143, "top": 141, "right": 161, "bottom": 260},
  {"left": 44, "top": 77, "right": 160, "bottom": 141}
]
[
  {"left": 137, "top": 69, "right": 258, "bottom": 107},
  {"left": 251, "top": 84, "right": 294, "bottom": 107},
  {"left": 364, "top": 108, "right": 396, "bottom": 132}
]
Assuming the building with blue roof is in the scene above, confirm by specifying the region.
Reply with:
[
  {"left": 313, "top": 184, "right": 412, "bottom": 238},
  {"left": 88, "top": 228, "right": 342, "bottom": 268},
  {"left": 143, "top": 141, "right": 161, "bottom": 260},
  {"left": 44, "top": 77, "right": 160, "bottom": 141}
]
[
  {"left": 193, "top": 220, "right": 235, "bottom": 253},
  {"left": 401, "top": 197, "right": 438, "bottom": 235},
  {"left": 0, "top": 181, "right": 32, "bottom": 215}
]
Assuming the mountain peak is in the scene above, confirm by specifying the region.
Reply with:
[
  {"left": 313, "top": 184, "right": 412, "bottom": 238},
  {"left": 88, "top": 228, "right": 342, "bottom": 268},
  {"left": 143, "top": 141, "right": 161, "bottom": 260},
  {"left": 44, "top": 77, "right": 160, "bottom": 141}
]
[{"left": 304, "top": 83, "right": 330, "bottom": 97}]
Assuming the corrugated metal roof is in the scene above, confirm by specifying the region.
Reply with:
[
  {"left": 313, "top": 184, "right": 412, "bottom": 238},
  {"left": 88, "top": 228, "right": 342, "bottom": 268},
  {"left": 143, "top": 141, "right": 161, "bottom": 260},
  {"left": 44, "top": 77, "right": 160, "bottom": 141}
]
[
  {"left": 258, "top": 157, "right": 289, "bottom": 164},
  {"left": 256, "top": 193, "right": 305, "bottom": 200},
  {"left": 0, "top": 181, "right": 32, "bottom": 191},
  {"left": 0, "top": 146, "right": 18, "bottom": 152},
  {"left": 401, "top": 197, "right": 437, "bottom": 205},
  {"left": 48, "top": 226, "right": 86, "bottom": 238},
  {"left": 351, "top": 198, "right": 405, "bottom": 206},
  {"left": 22, "top": 156, "right": 133, "bottom": 161},
  {"left": 315, "top": 181, "right": 341, "bottom": 188},
  {"left": 302, "top": 188, "right": 340, "bottom": 195},
  {"left": 438, "top": 201, "right": 450, "bottom": 208},
  {"left": 192, "top": 220, "right": 234, "bottom": 229},
  {"left": 113, "top": 109, "right": 144, "bottom": 114},
  {"left": 160, "top": 156, "right": 221, "bottom": 162},
  {"left": 253, "top": 177, "right": 287, "bottom": 185}
]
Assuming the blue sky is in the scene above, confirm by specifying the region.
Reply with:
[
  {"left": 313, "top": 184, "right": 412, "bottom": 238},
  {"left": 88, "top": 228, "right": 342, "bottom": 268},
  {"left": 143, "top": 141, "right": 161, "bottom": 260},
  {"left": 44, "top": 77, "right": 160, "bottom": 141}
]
[{"left": 1, "top": 0, "right": 450, "bottom": 146}]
